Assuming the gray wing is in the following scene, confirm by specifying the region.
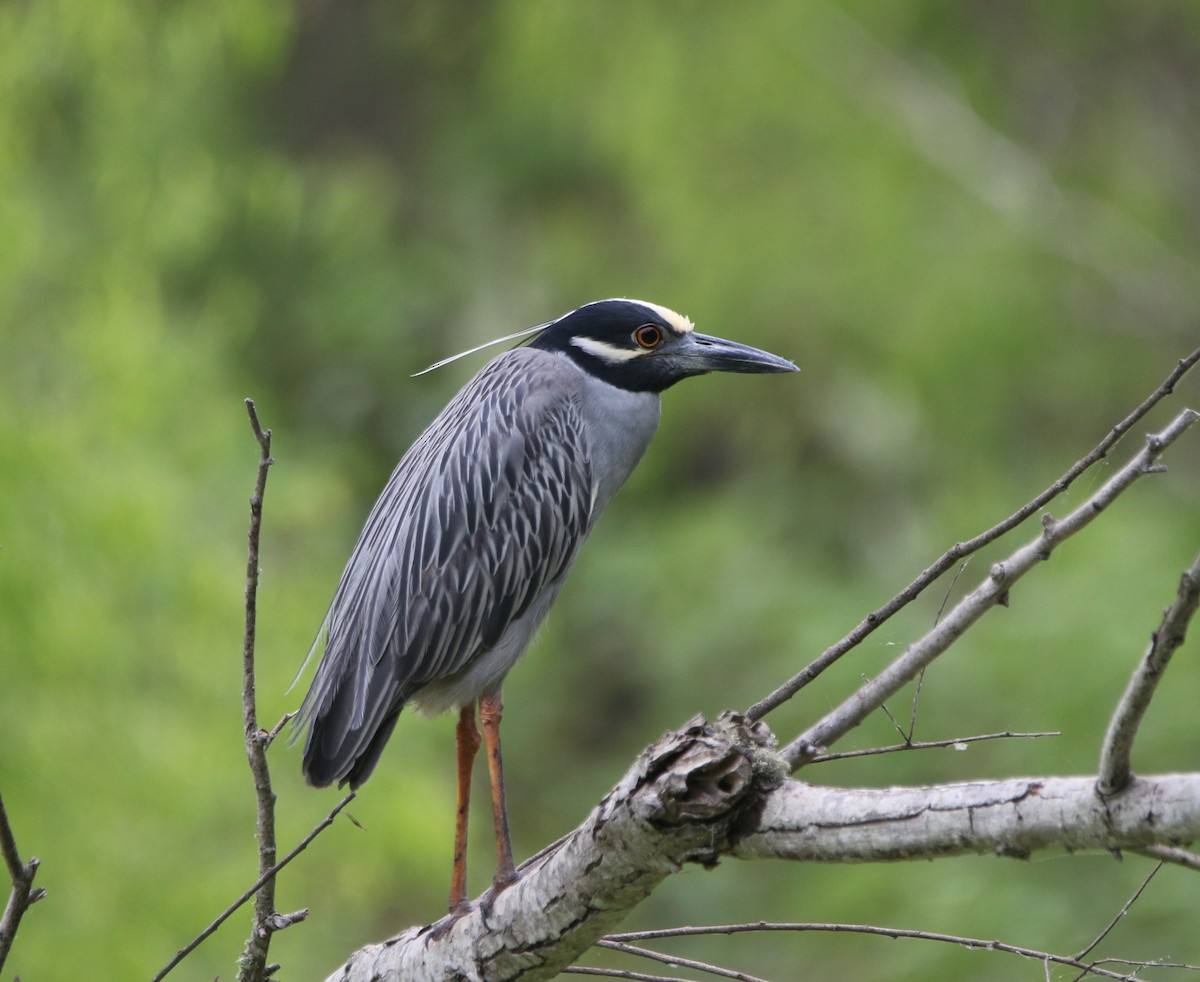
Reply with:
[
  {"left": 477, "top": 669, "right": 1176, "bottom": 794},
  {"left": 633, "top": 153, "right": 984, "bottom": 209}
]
[{"left": 298, "top": 348, "right": 594, "bottom": 788}]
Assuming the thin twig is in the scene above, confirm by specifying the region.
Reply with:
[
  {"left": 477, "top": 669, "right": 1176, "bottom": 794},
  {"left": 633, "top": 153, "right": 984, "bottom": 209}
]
[
  {"left": 1073, "top": 863, "right": 1163, "bottom": 966},
  {"left": 239, "top": 399, "right": 282, "bottom": 982},
  {"left": 905, "top": 668, "right": 925, "bottom": 742},
  {"left": 264, "top": 710, "right": 296, "bottom": 749},
  {"left": 869, "top": 677, "right": 907, "bottom": 741},
  {"left": 564, "top": 967, "right": 690, "bottom": 982},
  {"left": 782, "top": 409, "right": 1199, "bottom": 769},
  {"left": 604, "top": 922, "right": 1197, "bottom": 980},
  {"left": 1134, "top": 845, "right": 1200, "bottom": 872},
  {"left": 806, "top": 730, "right": 1060, "bottom": 763},
  {"left": 746, "top": 346, "right": 1200, "bottom": 723},
  {"left": 1098, "top": 548, "right": 1200, "bottom": 796},
  {"left": 596, "top": 939, "right": 767, "bottom": 982},
  {"left": 0, "top": 792, "right": 44, "bottom": 973},
  {"left": 1087, "top": 958, "right": 1200, "bottom": 973},
  {"left": 904, "top": 562, "right": 969, "bottom": 741},
  {"left": 150, "top": 791, "right": 355, "bottom": 981}
]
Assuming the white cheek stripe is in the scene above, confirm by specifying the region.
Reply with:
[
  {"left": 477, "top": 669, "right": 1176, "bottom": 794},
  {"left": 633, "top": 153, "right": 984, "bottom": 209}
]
[{"left": 571, "top": 335, "right": 649, "bottom": 363}]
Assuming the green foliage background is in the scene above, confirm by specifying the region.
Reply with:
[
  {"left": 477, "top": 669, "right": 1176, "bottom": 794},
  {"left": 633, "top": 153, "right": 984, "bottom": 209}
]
[{"left": 2, "top": 2, "right": 1199, "bottom": 979}]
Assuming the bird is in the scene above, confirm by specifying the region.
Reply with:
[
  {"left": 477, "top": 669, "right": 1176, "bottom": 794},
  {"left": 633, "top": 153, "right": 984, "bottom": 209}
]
[{"left": 295, "top": 298, "right": 797, "bottom": 914}]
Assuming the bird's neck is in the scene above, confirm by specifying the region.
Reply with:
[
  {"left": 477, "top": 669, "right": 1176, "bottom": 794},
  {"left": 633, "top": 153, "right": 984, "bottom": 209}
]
[{"left": 574, "top": 369, "right": 662, "bottom": 519}]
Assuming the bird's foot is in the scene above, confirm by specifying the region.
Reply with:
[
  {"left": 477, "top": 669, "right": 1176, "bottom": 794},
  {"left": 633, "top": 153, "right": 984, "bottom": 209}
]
[
  {"left": 424, "top": 870, "right": 521, "bottom": 940},
  {"left": 493, "top": 868, "right": 520, "bottom": 894},
  {"left": 423, "top": 901, "right": 472, "bottom": 943},
  {"left": 475, "top": 869, "right": 520, "bottom": 921}
]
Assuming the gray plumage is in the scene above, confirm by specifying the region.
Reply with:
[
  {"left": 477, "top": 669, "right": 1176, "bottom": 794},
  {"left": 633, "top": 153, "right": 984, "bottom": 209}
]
[
  {"left": 298, "top": 347, "right": 658, "bottom": 787},
  {"left": 296, "top": 298, "right": 797, "bottom": 794}
]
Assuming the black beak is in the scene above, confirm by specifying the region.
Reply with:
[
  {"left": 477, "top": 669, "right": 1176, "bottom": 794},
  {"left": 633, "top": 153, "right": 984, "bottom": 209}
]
[{"left": 678, "top": 332, "right": 800, "bottom": 375}]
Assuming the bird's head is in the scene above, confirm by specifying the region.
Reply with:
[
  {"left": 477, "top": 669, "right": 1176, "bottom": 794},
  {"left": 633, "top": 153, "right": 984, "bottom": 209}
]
[{"left": 529, "top": 299, "right": 799, "bottom": 392}]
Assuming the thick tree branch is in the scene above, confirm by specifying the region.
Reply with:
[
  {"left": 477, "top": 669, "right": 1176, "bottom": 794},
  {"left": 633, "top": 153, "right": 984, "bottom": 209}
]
[
  {"left": 746, "top": 347, "right": 1200, "bottom": 722},
  {"left": 731, "top": 774, "right": 1200, "bottom": 863},
  {"left": 0, "top": 792, "right": 44, "bottom": 973},
  {"left": 323, "top": 712, "right": 1200, "bottom": 982},
  {"left": 781, "top": 408, "right": 1199, "bottom": 769},
  {"left": 1098, "top": 548, "right": 1200, "bottom": 796}
]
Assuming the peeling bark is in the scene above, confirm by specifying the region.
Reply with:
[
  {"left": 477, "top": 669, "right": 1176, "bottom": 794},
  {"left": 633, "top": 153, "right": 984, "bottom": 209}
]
[{"left": 324, "top": 715, "right": 1200, "bottom": 981}]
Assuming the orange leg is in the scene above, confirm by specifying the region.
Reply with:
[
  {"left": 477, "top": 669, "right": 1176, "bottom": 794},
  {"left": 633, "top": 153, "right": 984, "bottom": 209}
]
[
  {"left": 449, "top": 703, "right": 481, "bottom": 914},
  {"left": 479, "top": 690, "right": 517, "bottom": 890}
]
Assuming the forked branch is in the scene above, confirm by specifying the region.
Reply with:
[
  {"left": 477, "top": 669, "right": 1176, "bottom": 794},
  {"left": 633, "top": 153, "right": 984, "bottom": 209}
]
[
  {"left": 0, "top": 792, "right": 45, "bottom": 973},
  {"left": 781, "top": 408, "right": 1199, "bottom": 769}
]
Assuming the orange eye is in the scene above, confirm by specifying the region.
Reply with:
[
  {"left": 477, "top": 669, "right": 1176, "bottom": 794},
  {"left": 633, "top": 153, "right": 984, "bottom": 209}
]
[{"left": 634, "top": 324, "right": 663, "bottom": 349}]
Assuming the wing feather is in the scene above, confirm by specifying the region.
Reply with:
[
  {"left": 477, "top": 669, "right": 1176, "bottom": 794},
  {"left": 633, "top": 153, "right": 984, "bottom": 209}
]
[{"left": 298, "top": 349, "right": 593, "bottom": 787}]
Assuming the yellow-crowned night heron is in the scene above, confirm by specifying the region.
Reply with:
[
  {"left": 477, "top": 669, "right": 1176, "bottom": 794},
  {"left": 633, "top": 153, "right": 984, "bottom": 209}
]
[{"left": 296, "top": 298, "right": 797, "bottom": 913}]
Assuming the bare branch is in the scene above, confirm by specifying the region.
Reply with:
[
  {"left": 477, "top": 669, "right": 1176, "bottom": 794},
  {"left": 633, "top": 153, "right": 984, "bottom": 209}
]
[
  {"left": 806, "top": 730, "right": 1060, "bottom": 764},
  {"left": 266, "top": 909, "right": 310, "bottom": 931},
  {"left": 1098, "top": 549, "right": 1200, "bottom": 796},
  {"left": 1134, "top": 844, "right": 1200, "bottom": 872},
  {"left": 264, "top": 710, "right": 296, "bottom": 750},
  {"left": 782, "top": 409, "right": 1199, "bottom": 769},
  {"left": 0, "top": 792, "right": 44, "bottom": 973},
  {"left": 564, "top": 967, "right": 690, "bottom": 982},
  {"left": 595, "top": 939, "right": 768, "bottom": 982},
  {"left": 239, "top": 398, "right": 281, "bottom": 982},
  {"left": 606, "top": 921, "right": 1198, "bottom": 980},
  {"left": 732, "top": 774, "right": 1200, "bottom": 864},
  {"left": 746, "top": 347, "right": 1200, "bottom": 723}
]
